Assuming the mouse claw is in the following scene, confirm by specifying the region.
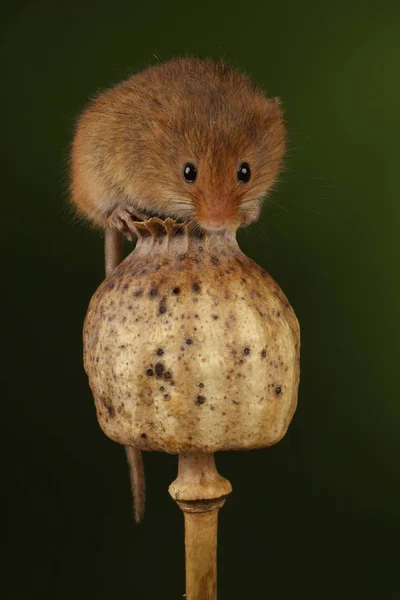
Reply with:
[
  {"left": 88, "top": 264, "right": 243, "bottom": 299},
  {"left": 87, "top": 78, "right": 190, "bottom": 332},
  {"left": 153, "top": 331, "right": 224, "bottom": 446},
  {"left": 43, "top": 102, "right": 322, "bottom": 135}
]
[{"left": 106, "top": 207, "right": 138, "bottom": 240}]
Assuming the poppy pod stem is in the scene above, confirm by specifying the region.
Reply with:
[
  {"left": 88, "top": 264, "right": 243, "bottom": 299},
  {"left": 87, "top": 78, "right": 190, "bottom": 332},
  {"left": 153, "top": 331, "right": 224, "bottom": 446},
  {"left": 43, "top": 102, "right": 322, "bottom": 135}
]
[{"left": 169, "top": 452, "right": 232, "bottom": 600}]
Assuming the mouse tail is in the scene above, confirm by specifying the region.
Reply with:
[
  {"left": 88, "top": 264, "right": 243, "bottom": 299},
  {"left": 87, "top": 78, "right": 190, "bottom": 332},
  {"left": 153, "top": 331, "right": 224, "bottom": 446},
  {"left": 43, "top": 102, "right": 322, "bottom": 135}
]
[
  {"left": 104, "top": 227, "right": 145, "bottom": 523},
  {"left": 125, "top": 446, "right": 146, "bottom": 523}
]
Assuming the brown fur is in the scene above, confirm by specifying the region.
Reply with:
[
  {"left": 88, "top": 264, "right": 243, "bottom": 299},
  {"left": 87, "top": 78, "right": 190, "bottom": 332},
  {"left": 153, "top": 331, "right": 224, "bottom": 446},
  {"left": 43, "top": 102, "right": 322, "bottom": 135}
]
[{"left": 70, "top": 57, "right": 286, "bottom": 232}]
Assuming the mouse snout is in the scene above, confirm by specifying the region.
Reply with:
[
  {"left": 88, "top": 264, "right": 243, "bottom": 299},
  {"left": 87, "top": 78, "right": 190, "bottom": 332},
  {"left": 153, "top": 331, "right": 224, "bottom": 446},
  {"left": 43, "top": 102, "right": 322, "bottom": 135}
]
[
  {"left": 200, "top": 221, "right": 230, "bottom": 233},
  {"left": 194, "top": 197, "right": 239, "bottom": 232}
]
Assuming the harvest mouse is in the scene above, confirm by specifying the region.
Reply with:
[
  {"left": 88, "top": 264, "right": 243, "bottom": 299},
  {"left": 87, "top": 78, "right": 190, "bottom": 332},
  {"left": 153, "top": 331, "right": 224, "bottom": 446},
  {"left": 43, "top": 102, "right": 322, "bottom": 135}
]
[{"left": 70, "top": 57, "right": 286, "bottom": 523}]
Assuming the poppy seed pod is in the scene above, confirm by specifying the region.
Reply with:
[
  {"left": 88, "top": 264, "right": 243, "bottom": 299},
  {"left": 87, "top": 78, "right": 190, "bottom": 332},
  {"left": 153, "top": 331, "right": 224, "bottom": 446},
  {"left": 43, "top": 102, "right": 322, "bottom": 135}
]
[{"left": 83, "top": 219, "right": 300, "bottom": 454}]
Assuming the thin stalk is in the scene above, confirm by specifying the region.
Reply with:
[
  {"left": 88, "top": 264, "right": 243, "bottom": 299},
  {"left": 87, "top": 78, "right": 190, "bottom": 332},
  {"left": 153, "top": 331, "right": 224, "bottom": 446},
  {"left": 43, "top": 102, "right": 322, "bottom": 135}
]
[{"left": 169, "top": 452, "right": 232, "bottom": 600}]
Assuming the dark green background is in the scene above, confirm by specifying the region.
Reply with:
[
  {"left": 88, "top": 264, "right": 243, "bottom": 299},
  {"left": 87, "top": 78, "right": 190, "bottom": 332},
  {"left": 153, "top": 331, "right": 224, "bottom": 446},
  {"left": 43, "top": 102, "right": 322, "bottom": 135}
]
[{"left": 2, "top": 1, "right": 400, "bottom": 598}]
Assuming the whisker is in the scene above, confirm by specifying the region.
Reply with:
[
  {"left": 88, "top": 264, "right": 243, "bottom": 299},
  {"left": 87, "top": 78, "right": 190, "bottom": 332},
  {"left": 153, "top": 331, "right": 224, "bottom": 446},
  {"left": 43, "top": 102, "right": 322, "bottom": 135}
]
[
  {"left": 266, "top": 198, "right": 289, "bottom": 213},
  {"left": 187, "top": 220, "right": 204, "bottom": 237},
  {"left": 236, "top": 196, "right": 261, "bottom": 206},
  {"left": 266, "top": 216, "right": 288, "bottom": 240},
  {"left": 179, "top": 191, "right": 199, "bottom": 204},
  {"left": 247, "top": 220, "right": 270, "bottom": 246},
  {"left": 165, "top": 199, "right": 194, "bottom": 208}
]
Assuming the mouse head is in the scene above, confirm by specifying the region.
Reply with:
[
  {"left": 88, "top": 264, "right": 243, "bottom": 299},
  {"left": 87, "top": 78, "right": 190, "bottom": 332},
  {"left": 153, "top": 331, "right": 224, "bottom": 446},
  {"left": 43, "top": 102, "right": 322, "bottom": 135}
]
[
  {"left": 173, "top": 85, "right": 285, "bottom": 233},
  {"left": 114, "top": 59, "right": 286, "bottom": 233}
]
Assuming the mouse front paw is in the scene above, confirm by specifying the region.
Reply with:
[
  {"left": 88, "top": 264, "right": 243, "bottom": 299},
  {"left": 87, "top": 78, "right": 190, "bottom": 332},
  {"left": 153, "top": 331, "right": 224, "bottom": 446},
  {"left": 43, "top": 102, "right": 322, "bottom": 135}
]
[{"left": 106, "top": 207, "right": 141, "bottom": 241}]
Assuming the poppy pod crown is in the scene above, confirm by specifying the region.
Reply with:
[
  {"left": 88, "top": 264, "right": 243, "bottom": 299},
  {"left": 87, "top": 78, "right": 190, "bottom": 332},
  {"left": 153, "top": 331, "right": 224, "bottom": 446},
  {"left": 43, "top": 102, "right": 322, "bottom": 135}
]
[{"left": 83, "top": 218, "right": 300, "bottom": 454}]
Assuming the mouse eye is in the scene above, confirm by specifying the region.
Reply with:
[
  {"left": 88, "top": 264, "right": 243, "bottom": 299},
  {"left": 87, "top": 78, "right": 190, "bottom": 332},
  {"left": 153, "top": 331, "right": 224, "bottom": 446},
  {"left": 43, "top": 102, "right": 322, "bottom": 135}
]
[
  {"left": 183, "top": 163, "right": 197, "bottom": 183},
  {"left": 237, "top": 162, "right": 251, "bottom": 183}
]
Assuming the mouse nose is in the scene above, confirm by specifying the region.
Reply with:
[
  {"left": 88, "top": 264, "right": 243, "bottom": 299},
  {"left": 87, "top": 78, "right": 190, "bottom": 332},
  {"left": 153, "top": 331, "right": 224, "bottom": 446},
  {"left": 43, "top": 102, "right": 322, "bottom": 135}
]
[
  {"left": 195, "top": 200, "right": 237, "bottom": 232},
  {"left": 197, "top": 216, "right": 231, "bottom": 233},
  {"left": 201, "top": 222, "right": 229, "bottom": 233}
]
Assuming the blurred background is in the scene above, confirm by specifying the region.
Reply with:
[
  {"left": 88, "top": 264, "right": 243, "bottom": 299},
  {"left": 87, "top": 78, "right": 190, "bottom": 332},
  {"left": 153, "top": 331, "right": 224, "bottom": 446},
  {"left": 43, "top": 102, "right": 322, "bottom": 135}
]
[{"left": 2, "top": 1, "right": 400, "bottom": 598}]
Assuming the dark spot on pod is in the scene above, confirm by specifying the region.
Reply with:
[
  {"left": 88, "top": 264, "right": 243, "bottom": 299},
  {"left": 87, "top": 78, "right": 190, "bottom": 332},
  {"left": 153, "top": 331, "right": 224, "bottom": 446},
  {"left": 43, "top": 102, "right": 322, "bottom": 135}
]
[
  {"left": 244, "top": 348, "right": 250, "bottom": 355},
  {"left": 211, "top": 256, "right": 220, "bottom": 265},
  {"left": 157, "top": 348, "right": 164, "bottom": 356},
  {"left": 107, "top": 406, "right": 116, "bottom": 418},
  {"left": 164, "top": 394, "right": 170, "bottom": 400},
  {"left": 212, "top": 315, "right": 219, "bottom": 320},
  {"left": 261, "top": 349, "right": 267, "bottom": 358},
  {"left": 146, "top": 369, "right": 154, "bottom": 376},
  {"left": 155, "top": 363, "right": 164, "bottom": 377},
  {"left": 172, "top": 287, "right": 181, "bottom": 295},
  {"left": 198, "top": 246, "right": 204, "bottom": 252},
  {"left": 193, "top": 283, "right": 200, "bottom": 292},
  {"left": 135, "top": 290, "right": 143, "bottom": 297},
  {"left": 164, "top": 371, "right": 171, "bottom": 379},
  {"left": 141, "top": 433, "right": 147, "bottom": 439},
  {"left": 106, "top": 281, "right": 115, "bottom": 290},
  {"left": 199, "top": 383, "right": 204, "bottom": 388},
  {"left": 159, "top": 304, "right": 167, "bottom": 314},
  {"left": 196, "top": 395, "right": 206, "bottom": 404},
  {"left": 186, "top": 338, "right": 192, "bottom": 345},
  {"left": 150, "top": 288, "right": 158, "bottom": 296},
  {"left": 160, "top": 386, "right": 165, "bottom": 391},
  {"left": 178, "top": 253, "right": 187, "bottom": 261},
  {"left": 122, "top": 283, "right": 129, "bottom": 291},
  {"left": 277, "top": 311, "right": 281, "bottom": 317},
  {"left": 275, "top": 386, "right": 282, "bottom": 395}
]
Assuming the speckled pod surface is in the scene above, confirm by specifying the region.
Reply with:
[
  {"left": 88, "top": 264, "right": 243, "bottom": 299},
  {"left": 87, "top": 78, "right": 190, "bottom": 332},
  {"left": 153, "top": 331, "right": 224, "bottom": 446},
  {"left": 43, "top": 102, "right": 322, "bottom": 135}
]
[{"left": 83, "top": 219, "right": 300, "bottom": 453}]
